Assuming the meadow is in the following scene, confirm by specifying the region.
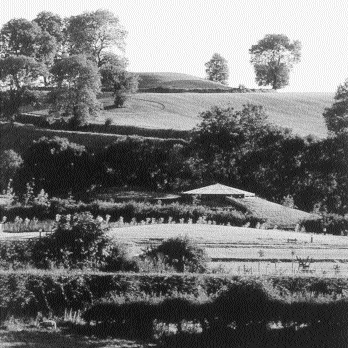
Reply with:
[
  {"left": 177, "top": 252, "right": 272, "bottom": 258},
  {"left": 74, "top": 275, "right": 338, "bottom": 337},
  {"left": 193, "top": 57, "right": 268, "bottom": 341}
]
[
  {"left": 31, "top": 91, "right": 334, "bottom": 138},
  {"left": 98, "top": 92, "right": 333, "bottom": 138},
  {"left": 3, "top": 223, "right": 348, "bottom": 277}
]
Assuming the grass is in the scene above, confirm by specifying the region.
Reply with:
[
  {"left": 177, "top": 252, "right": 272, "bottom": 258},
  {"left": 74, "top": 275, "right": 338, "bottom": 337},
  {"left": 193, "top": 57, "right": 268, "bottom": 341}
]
[
  {"left": 27, "top": 91, "right": 333, "bottom": 138},
  {"left": 94, "top": 92, "right": 333, "bottom": 138},
  {"left": 136, "top": 72, "right": 231, "bottom": 90},
  {"left": 3, "top": 223, "right": 348, "bottom": 276},
  {"left": 0, "top": 327, "right": 156, "bottom": 348},
  {"left": 227, "top": 196, "right": 316, "bottom": 228}
]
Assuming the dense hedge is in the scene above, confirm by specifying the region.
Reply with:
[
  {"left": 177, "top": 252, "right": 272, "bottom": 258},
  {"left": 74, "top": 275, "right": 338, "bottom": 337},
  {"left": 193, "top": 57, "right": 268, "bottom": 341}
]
[
  {"left": 0, "top": 201, "right": 263, "bottom": 227},
  {"left": 15, "top": 114, "right": 190, "bottom": 140},
  {"left": 300, "top": 213, "right": 348, "bottom": 235},
  {"left": 137, "top": 87, "right": 275, "bottom": 93},
  {"left": 1, "top": 272, "right": 348, "bottom": 319},
  {"left": 0, "top": 123, "right": 185, "bottom": 154}
]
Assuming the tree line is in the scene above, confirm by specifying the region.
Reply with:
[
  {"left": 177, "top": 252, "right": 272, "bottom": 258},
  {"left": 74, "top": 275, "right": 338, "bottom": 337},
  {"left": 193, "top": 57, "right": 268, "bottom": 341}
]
[
  {"left": 0, "top": 10, "right": 139, "bottom": 125},
  {"left": 206, "top": 34, "right": 301, "bottom": 89},
  {"left": 2, "top": 101, "right": 347, "bottom": 215}
]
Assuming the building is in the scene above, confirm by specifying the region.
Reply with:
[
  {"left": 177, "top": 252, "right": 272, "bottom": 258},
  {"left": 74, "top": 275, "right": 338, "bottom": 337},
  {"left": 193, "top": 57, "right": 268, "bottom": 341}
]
[{"left": 182, "top": 183, "right": 317, "bottom": 229}]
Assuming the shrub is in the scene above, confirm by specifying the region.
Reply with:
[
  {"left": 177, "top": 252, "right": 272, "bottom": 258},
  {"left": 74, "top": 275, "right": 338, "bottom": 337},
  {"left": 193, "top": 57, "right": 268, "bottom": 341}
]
[
  {"left": 143, "top": 235, "right": 209, "bottom": 273},
  {"left": 31, "top": 212, "right": 135, "bottom": 271},
  {"left": 300, "top": 213, "right": 348, "bottom": 235},
  {"left": 0, "top": 240, "right": 35, "bottom": 269}
]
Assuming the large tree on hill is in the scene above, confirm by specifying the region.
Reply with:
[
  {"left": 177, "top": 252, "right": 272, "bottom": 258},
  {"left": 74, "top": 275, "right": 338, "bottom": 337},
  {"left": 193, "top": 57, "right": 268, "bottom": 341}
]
[
  {"left": 249, "top": 34, "right": 301, "bottom": 90},
  {"left": 0, "top": 18, "right": 42, "bottom": 57},
  {"left": 323, "top": 79, "right": 348, "bottom": 135},
  {"left": 100, "top": 63, "right": 139, "bottom": 108},
  {"left": 33, "top": 11, "right": 64, "bottom": 45},
  {"left": 66, "top": 10, "right": 127, "bottom": 67},
  {"left": 0, "top": 55, "right": 47, "bottom": 118},
  {"left": 205, "top": 53, "right": 229, "bottom": 85},
  {"left": 48, "top": 55, "right": 101, "bottom": 127}
]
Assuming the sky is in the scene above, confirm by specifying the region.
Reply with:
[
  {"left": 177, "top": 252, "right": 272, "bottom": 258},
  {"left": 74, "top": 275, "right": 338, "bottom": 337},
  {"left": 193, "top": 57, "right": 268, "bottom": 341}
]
[{"left": 1, "top": 0, "right": 348, "bottom": 92}]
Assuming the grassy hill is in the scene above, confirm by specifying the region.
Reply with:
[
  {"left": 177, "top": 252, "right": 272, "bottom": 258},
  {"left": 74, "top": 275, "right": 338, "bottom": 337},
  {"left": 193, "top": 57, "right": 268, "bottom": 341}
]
[
  {"left": 27, "top": 72, "right": 334, "bottom": 138},
  {"left": 136, "top": 72, "right": 231, "bottom": 90},
  {"left": 94, "top": 92, "right": 334, "bottom": 138}
]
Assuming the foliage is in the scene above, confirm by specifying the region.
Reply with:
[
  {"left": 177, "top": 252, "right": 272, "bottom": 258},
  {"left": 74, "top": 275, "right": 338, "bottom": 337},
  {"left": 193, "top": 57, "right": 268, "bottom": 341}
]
[
  {"left": 31, "top": 212, "right": 134, "bottom": 271},
  {"left": 0, "top": 199, "right": 262, "bottom": 228},
  {"left": 98, "top": 136, "right": 185, "bottom": 191},
  {"left": 13, "top": 136, "right": 96, "bottom": 197},
  {"left": 296, "top": 133, "right": 348, "bottom": 213},
  {"left": 0, "top": 55, "right": 47, "bottom": 118},
  {"left": 323, "top": 79, "right": 348, "bottom": 134},
  {"left": 65, "top": 9, "right": 127, "bottom": 67},
  {"left": 205, "top": 53, "right": 229, "bottom": 85},
  {"left": 0, "top": 149, "right": 22, "bottom": 192},
  {"left": 249, "top": 34, "right": 301, "bottom": 89},
  {"left": 187, "top": 104, "right": 270, "bottom": 185},
  {"left": 49, "top": 55, "right": 101, "bottom": 127},
  {"left": 300, "top": 213, "right": 348, "bottom": 235},
  {"left": 0, "top": 19, "right": 42, "bottom": 57},
  {"left": 100, "top": 62, "right": 139, "bottom": 107},
  {"left": 143, "top": 236, "right": 209, "bottom": 273},
  {"left": 33, "top": 11, "right": 64, "bottom": 45},
  {"left": 0, "top": 240, "right": 35, "bottom": 269}
]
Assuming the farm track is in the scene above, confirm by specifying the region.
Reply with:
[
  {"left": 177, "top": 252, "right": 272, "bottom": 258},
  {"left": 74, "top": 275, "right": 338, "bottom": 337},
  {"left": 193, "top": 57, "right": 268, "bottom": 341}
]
[{"left": 131, "top": 97, "right": 166, "bottom": 110}]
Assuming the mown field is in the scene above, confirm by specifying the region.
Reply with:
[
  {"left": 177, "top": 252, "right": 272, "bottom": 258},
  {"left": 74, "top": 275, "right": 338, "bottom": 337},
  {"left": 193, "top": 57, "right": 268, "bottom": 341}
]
[
  {"left": 31, "top": 91, "right": 334, "bottom": 138},
  {"left": 136, "top": 72, "right": 232, "bottom": 90},
  {"left": 108, "top": 224, "right": 348, "bottom": 276},
  {"left": 3, "top": 224, "right": 348, "bottom": 277},
  {"left": 98, "top": 92, "right": 334, "bottom": 138}
]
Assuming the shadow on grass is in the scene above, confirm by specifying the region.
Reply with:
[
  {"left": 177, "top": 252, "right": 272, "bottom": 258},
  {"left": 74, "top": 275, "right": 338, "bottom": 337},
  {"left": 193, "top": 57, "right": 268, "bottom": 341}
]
[
  {"left": 0, "top": 328, "right": 157, "bottom": 348},
  {"left": 158, "top": 325, "right": 348, "bottom": 348}
]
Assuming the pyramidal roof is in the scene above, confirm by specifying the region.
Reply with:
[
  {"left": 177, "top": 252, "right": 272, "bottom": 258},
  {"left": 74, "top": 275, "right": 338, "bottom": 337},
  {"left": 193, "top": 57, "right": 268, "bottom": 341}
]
[{"left": 182, "top": 183, "right": 255, "bottom": 197}]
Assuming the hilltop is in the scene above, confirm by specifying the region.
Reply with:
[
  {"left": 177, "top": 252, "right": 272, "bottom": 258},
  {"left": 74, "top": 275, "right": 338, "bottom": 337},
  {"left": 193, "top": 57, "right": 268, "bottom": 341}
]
[
  {"left": 27, "top": 72, "right": 334, "bottom": 138},
  {"left": 136, "top": 72, "right": 231, "bottom": 90}
]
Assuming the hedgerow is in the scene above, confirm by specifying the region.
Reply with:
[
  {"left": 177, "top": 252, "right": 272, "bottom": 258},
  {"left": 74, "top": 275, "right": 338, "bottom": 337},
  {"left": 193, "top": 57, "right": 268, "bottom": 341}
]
[
  {"left": 0, "top": 201, "right": 263, "bottom": 227},
  {"left": 1, "top": 272, "right": 348, "bottom": 319},
  {"left": 300, "top": 213, "right": 348, "bottom": 235}
]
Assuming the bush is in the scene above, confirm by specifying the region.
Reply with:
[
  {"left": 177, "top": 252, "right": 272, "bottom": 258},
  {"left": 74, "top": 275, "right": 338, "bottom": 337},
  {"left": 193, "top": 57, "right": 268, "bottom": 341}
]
[
  {"left": 31, "top": 212, "right": 135, "bottom": 271},
  {"left": 0, "top": 240, "right": 35, "bottom": 269},
  {"left": 143, "top": 235, "right": 209, "bottom": 273},
  {"left": 300, "top": 213, "right": 348, "bottom": 235}
]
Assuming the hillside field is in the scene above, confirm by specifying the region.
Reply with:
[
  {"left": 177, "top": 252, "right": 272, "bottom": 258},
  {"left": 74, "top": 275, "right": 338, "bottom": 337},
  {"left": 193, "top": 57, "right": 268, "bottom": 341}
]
[
  {"left": 136, "top": 72, "right": 232, "bottom": 90},
  {"left": 29, "top": 72, "right": 334, "bottom": 138},
  {"left": 4, "top": 224, "right": 348, "bottom": 276},
  {"left": 95, "top": 92, "right": 333, "bottom": 138}
]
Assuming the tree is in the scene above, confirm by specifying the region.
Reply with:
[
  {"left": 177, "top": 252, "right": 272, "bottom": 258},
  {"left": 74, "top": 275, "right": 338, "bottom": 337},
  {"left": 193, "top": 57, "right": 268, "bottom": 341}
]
[
  {"left": 49, "top": 55, "right": 101, "bottom": 126},
  {"left": 0, "top": 18, "right": 42, "bottom": 57},
  {"left": 187, "top": 104, "right": 270, "bottom": 186},
  {"left": 33, "top": 11, "right": 64, "bottom": 44},
  {"left": 100, "top": 63, "right": 138, "bottom": 107},
  {"left": 0, "top": 149, "right": 23, "bottom": 192},
  {"left": 0, "top": 55, "right": 47, "bottom": 117},
  {"left": 323, "top": 79, "right": 348, "bottom": 134},
  {"left": 66, "top": 10, "right": 127, "bottom": 67},
  {"left": 249, "top": 34, "right": 301, "bottom": 89},
  {"left": 205, "top": 53, "right": 229, "bottom": 85},
  {"left": 14, "top": 137, "right": 96, "bottom": 197}
]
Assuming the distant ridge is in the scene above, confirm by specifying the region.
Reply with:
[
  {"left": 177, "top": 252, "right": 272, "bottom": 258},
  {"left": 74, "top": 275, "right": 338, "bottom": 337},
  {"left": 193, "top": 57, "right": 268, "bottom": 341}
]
[{"left": 136, "top": 72, "right": 231, "bottom": 90}]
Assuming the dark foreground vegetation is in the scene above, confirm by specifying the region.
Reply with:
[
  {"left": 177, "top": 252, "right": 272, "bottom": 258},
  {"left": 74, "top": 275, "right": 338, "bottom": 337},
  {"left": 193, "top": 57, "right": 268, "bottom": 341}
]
[{"left": 1, "top": 271, "right": 348, "bottom": 347}]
